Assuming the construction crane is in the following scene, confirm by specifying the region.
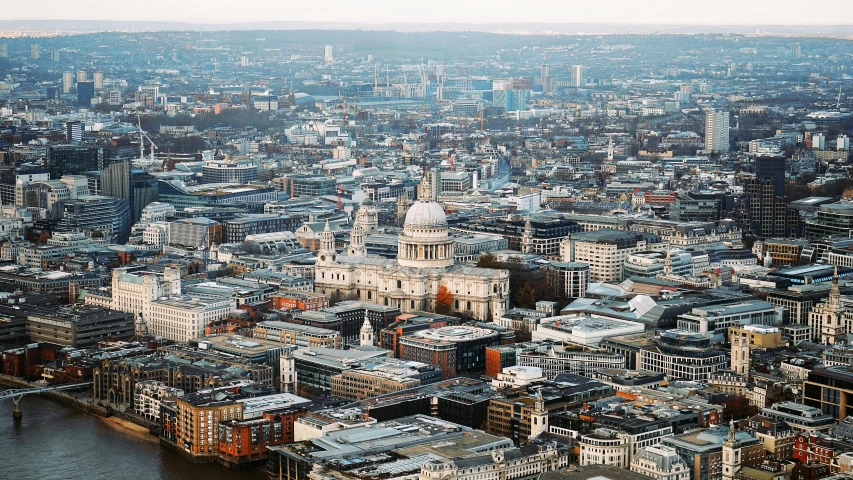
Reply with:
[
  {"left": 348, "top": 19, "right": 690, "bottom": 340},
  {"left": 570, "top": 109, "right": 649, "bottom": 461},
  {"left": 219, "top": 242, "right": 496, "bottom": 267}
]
[
  {"left": 198, "top": 207, "right": 215, "bottom": 266},
  {"left": 136, "top": 113, "right": 158, "bottom": 166}
]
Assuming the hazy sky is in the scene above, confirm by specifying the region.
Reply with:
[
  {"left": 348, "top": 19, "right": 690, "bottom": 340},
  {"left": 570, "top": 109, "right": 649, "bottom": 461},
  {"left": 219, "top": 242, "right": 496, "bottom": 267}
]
[{"left": 3, "top": 0, "right": 849, "bottom": 25}]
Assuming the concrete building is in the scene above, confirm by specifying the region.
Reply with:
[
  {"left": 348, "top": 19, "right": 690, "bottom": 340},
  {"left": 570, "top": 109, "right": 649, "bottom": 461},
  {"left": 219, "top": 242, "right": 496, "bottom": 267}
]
[
  {"left": 630, "top": 444, "right": 690, "bottom": 480},
  {"left": 401, "top": 325, "right": 502, "bottom": 378},
  {"left": 676, "top": 301, "right": 784, "bottom": 343},
  {"left": 562, "top": 229, "right": 662, "bottom": 283},
  {"left": 25, "top": 305, "right": 134, "bottom": 348},
  {"left": 330, "top": 359, "right": 442, "bottom": 400},
  {"left": 639, "top": 330, "right": 728, "bottom": 381},
  {"left": 704, "top": 110, "right": 730, "bottom": 152},
  {"left": 84, "top": 267, "right": 231, "bottom": 342},
  {"left": 579, "top": 428, "right": 630, "bottom": 468},
  {"left": 532, "top": 314, "right": 645, "bottom": 347},
  {"left": 254, "top": 321, "right": 342, "bottom": 348}
]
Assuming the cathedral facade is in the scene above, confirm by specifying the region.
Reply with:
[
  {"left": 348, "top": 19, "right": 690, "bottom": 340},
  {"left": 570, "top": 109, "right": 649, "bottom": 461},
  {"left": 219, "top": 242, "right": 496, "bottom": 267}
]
[{"left": 314, "top": 176, "right": 509, "bottom": 322}]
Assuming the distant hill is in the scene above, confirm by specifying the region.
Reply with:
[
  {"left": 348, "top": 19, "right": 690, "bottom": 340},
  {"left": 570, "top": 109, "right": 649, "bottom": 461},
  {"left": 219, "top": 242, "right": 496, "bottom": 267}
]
[{"left": 1, "top": 20, "right": 853, "bottom": 37}]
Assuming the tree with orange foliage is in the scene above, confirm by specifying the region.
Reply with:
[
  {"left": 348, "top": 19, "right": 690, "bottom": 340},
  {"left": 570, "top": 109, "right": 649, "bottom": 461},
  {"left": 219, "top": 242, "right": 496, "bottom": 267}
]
[{"left": 436, "top": 285, "right": 453, "bottom": 315}]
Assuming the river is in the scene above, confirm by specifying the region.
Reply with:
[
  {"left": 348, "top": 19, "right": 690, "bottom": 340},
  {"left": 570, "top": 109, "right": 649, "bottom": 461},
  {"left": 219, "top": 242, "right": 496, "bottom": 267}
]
[{"left": 1, "top": 390, "right": 268, "bottom": 480}]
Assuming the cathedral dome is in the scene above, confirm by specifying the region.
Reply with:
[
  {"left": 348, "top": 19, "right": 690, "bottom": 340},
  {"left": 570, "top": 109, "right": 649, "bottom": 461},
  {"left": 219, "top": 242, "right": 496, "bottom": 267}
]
[{"left": 404, "top": 201, "right": 448, "bottom": 229}]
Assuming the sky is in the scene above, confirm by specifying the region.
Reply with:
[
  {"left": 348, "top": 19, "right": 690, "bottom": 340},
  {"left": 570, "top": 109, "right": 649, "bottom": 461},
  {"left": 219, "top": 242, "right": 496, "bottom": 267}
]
[{"left": 2, "top": 0, "right": 851, "bottom": 26}]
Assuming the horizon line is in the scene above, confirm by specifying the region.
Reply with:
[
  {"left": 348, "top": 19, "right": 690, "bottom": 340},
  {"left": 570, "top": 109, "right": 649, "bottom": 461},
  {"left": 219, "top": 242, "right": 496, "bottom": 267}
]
[{"left": 2, "top": 19, "right": 853, "bottom": 28}]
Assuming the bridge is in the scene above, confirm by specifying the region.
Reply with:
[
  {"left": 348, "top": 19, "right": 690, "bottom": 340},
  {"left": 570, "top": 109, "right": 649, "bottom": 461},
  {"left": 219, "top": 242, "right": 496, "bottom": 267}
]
[{"left": 0, "top": 382, "right": 92, "bottom": 419}]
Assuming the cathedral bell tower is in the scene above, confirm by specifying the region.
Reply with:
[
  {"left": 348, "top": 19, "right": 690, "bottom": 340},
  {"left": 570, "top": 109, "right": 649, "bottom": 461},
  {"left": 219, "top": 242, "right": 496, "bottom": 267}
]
[
  {"left": 318, "top": 219, "right": 336, "bottom": 265},
  {"left": 529, "top": 386, "right": 549, "bottom": 440}
]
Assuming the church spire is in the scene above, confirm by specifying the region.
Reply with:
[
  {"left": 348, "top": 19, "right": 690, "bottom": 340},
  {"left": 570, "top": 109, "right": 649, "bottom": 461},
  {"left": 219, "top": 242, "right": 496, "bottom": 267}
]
[
  {"left": 418, "top": 167, "right": 433, "bottom": 202},
  {"left": 830, "top": 265, "right": 841, "bottom": 307}
]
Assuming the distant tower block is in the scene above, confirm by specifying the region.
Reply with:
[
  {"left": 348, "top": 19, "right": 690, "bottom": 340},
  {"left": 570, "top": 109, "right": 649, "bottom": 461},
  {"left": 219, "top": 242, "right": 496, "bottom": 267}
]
[{"left": 324, "top": 45, "right": 334, "bottom": 64}]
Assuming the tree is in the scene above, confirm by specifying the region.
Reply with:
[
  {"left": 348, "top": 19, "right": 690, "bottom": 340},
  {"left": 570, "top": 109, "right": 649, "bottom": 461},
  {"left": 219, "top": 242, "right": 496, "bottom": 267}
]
[
  {"left": 476, "top": 253, "right": 500, "bottom": 269},
  {"left": 436, "top": 286, "right": 453, "bottom": 315},
  {"left": 722, "top": 396, "right": 759, "bottom": 421}
]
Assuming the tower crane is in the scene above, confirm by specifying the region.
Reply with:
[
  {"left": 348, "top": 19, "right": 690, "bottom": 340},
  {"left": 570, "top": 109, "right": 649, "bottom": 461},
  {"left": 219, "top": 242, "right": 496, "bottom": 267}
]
[{"left": 136, "top": 113, "right": 158, "bottom": 166}]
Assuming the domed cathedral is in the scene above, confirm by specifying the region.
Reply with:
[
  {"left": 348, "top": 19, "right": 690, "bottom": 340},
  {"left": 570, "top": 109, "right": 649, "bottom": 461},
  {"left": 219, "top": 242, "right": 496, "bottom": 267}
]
[{"left": 314, "top": 170, "right": 509, "bottom": 321}]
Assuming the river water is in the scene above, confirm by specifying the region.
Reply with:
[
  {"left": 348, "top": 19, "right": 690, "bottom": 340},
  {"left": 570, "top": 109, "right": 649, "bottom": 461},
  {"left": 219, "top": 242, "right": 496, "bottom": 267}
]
[{"left": 1, "top": 391, "right": 267, "bottom": 480}]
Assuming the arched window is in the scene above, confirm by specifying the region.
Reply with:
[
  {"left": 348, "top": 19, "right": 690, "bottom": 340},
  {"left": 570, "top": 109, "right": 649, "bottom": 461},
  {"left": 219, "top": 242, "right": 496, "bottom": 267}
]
[
  {"left": 467, "top": 301, "right": 471, "bottom": 310},
  {"left": 411, "top": 300, "right": 415, "bottom": 309},
  {"left": 455, "top": 300, "right": 459, "bottom": 309}
]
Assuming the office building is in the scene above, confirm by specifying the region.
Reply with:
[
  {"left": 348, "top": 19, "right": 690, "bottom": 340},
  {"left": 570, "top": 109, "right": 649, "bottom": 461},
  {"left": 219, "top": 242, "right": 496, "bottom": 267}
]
[
  {"left": 324, "top": 45, "right": 333, "bottom": 64},
  {"left": 662, "top": 425, "right": 763, "bottom": 480},
  {"left": 761, "top": 401, "right": 836, "bottom": 432},
  {"left": 514, "top": 343, "right": 626, "bottom": 378},
  {"left": 65, "top": 121, "right": 83, "bottom": 143},
  {"left": 804, "top": 366, "right": 853, "bottom": 423},
  {"left": 254, "top": 321, "right": 342, "bottom": 348},
  {"left": 579, "top": 428, "right": 630, "bottom": 468},
  {"left": 561, "top": 229, "right": 661, "bottom": 282},
  {"left": 76, "top": 70, "right": 87, "bottom": 82},
  {"left": 532, "top": 314, "right": 645, "bottom": 347},
  {"left": 676, "top": 300, "right": 784, "bottom": 343},
  {"left": 329, "top": 358, "right": 441, "bottom": 400},
  {"left": 704, "top": 110, "right": 730, "bottom": 152},
  {"left": 168, "top": 218, "right": 221, "bottom": 248},
  {"left": 30, "top": 44, "right": 39, "bottom": 60},
  {"left": 400, "top": 325, "right": 502, "bottom": 377},
  {"left": 201, "top": 162, "right": 258, "bottom": 184},
  {"left": 85, "top": 267, "right": 231, "bottom": 343},
  {"left": 45, "top": 145, "right": 107, "bottom": 178},
  {"left": 222, "top": 214, "right": 295, "bottom": 244},
  {"left": 640, "top": 330, "right": 728, "bottom": 381},
  {"left": 55, "top": 195, "right": 132, "bottom": 244},
  {"left": 77, "top": 81, "right": 95, "bottom": 107},
  {"left": 25, "top": 305, "right": 134, "bottom": 348},
  {"left": 157, "top": 181, "right": 277, "bottom": 210},
  {"left": 630, "top": 444, "right": 690, "bottom": 480},
  {"left": 292, "top": 346, "right": 391, "bottom": 393}
]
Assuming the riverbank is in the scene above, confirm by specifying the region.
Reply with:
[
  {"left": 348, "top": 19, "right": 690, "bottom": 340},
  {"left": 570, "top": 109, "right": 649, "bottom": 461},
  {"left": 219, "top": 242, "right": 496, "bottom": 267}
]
[
  {"left": 0, "top": 373, "right": 108, "bottom": 417},
  {"left": 99, "top": 415, "right": 158, "bottom": 442}
]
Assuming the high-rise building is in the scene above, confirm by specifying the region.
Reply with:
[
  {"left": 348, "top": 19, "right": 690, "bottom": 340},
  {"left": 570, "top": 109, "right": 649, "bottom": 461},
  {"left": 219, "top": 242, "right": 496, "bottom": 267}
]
[
  {"left": 55, "top": 195, "right": 133, "bottom": 244},
  {"left": 92, "top": 71, "right": 104, "bottom": 90},
  {"left": 792, "top": 43, "right": 802, "bottom": 59},
  {"left": 0, "top": 44, "right": 7, "bottom": 58},
  {"left": 755, "top": 156, "right": 786, "bottom": 197},
  {"left": 324, "top": 45, "right": 333, "bottom": 64},
  {"left": 540, "top": 64, "right": 549, "bottom": 93},
  {"left": 570, "top": 65, "right": 583, "bottom": 87},
  {"left": 49, "top": 48, "right": 59, "bottom": 62},
  {"left": 733, "top": 157, "right": 796, "bottom": 238},
  {"left": 76, "top": 70, "right": 87, "bottom": 83},
  {"left": 704, "top": 110, "right": 730, "bottom": 152},
  {"left": 30, "top": 44, "right": 39, "bottom": 60},
  {"left": 77, "top": 81, "right": 95, "bottom": 107},
  {"left": 100, "top": 160, "right": 131, "bottom": 207},
  {"left": 65, "top": 121, "right": 83, "bottom": 143},
  {"left": 62, "top": 72, "right": 73, "bottom": 93},
  {"left": 46, "top": 145, "right": 107, "bottom": 178}
]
